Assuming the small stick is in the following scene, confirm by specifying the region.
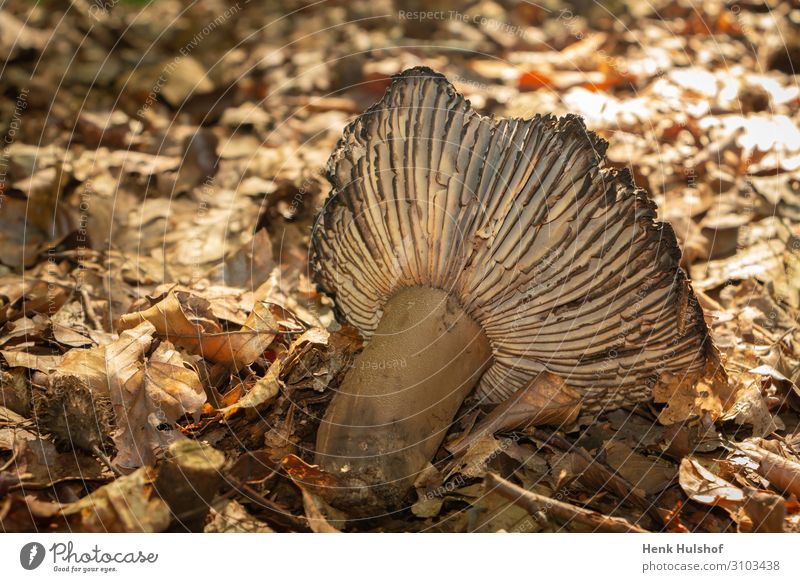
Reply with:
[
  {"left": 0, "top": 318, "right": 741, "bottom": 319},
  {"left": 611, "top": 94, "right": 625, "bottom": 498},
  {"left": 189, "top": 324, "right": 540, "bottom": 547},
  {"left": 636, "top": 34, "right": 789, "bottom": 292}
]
[
  {"left": 80, "top": 287, "right": 102, "bottom": 330},
  {"left": 0, "top": 451, "right": 18, "bottom": 472},
  {"left": 92, "top": 445, "right": 121, "bottom": 477},
  {"left": 484, "top": 473, "right": 648, "bottom": 533},
  {"left": 223, "top": 474, "right": 310, "bottom": 532}
]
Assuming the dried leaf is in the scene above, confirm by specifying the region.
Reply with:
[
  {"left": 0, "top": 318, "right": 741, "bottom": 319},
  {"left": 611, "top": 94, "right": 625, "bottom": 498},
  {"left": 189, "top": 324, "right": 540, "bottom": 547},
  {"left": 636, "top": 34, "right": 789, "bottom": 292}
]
[
  {"left": 205, "top": 499, "right": 275, "bottom": 533},
  {"left": 679, "top": 457, "right": 744, "bottom": 508},
  {"left": 54, "top": 344, "right": 109, "bottom": 395},
  {"left": 145, "top": 342, "right": 206, "bottom": 420},
  {"left": 737, "top": 489, "right": 785, "bottom": 532},
  {"left": 653, "top": 372, "right": 701, "bottom": 424},
  {"left": 220, "top": 357, "right": 281, "bottom": 416},
  {"left": 447, "top": 434, "right": 514, "bottom": 479},
  {"left": 450, "top": 372, "right": 581, "bottom": 454},
  {"left": 118, "top": 292, "right": 279, "bottom": 368},
  {"left": 61, "top": 467, "right": 170, "bottom": 532},
  {"left": 7, "top": 432, "right": 106, "bottom": 486},
  {"left": 721, "top": 378, "right": 782, "bottom": 437},
  {"left": 0, "top": 350, "right": 62, "bottom": 373},
  {"left": 604, "top": 441, "right": 676, "bottom": 495},
  {"left": 96, "top": 322, "right": 180, "bottom": 470},
  {"left": 281, "top": 454, "right": 338, "bottom": 489},
  {"left": 735, "top": 441, "right": 800, "bottom": 498},
  {"left": 301, "top": 488, "right": 342, "bottom": 533}
]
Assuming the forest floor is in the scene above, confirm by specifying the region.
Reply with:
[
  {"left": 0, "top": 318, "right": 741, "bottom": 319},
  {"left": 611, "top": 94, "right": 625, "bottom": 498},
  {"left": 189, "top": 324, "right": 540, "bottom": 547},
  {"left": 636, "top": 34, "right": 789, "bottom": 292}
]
[{"left": 1, "top": 0, "right": 799, "bottom": 532}]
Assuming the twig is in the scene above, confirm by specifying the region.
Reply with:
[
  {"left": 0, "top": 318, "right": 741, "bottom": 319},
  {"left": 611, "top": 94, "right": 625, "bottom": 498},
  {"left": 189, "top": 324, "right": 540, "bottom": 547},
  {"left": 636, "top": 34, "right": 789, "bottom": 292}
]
[
  {"left": 92, "top": 446, "right": 121, "bottom": 477},
  {"left": 80, "top": 287, "right": 102, "bottom": 330},
  {"left": 485, "top": 473, "right": 648, "bottom": 533},
  {"left": 0, "top": 451, "right": 18, "bottom": 472},
  {"left": 223, "top": 473, "right": 310, "bottom": 532}
]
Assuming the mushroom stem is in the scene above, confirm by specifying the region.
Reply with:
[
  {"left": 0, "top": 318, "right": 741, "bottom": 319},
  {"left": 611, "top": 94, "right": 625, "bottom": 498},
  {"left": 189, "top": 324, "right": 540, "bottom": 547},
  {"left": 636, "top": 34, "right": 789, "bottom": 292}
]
[{"left": 315, "top": 286, "right": 491, "bottom": 510}]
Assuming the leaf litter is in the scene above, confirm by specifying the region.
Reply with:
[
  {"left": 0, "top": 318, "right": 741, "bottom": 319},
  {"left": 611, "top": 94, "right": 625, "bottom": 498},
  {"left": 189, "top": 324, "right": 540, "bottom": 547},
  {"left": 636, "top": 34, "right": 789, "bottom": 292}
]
[{"left": 1, "top": 0, "right": 799, "bottom": 532}]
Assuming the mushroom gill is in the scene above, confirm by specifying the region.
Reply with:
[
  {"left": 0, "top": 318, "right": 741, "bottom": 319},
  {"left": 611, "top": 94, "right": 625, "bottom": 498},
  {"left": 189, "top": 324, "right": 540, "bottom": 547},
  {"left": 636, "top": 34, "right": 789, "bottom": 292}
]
[{"left": 311, "top": 67, "right": 710, "bottom": 510}]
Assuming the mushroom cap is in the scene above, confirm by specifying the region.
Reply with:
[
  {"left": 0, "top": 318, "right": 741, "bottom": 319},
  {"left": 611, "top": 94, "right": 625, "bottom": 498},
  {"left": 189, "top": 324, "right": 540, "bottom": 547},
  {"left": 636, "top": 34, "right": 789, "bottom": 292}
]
[{"left": 311, "top": 67, "right": 710, "bottom": 411}]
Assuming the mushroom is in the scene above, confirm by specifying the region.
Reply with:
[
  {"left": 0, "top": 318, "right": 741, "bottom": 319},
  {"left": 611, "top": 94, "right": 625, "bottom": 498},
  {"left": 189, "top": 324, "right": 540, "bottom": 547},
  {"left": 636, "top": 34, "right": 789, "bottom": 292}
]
[{"left": 311, "top": 67, "right": 710, "bottom": 510}]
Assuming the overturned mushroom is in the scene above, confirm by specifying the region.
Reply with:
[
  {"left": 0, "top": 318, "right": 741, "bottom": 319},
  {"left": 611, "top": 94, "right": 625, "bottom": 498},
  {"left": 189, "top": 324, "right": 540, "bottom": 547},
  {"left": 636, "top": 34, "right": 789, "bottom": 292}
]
[{"left": 311, "top": 67, "right": 710, "bottom": 510}]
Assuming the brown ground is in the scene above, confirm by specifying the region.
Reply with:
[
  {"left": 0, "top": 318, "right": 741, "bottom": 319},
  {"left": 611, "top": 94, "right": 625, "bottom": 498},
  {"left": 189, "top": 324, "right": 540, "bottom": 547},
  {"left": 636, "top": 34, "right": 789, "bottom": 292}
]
[{"left": 1, "top": 0, "right": 799, "bottom": 532}]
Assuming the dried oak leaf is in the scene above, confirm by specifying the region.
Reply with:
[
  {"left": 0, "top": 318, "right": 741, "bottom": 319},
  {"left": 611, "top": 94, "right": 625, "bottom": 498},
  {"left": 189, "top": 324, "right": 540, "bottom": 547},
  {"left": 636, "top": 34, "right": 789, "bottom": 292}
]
[
  {"left": 0, "top": 350, "right": 61, "bottom": 374},
  {"left": 118, "top": 291, "right": 279, "bottom": 369},
  {"left": 279, "top": 454, "right": 345, "bottom": 530},
  {"left": 110, "top": 329, "right": 206, "bottom": 470},
  {"left": 51, "top": 323, "right": 93, "bottom": 348},
  {"left": 228, "top": 450, "right": 280, "bottom": 484},
  {"left": 221, "top": 326, "right": 358, "bottom": 416},
  {"left": 721, "top": 376, "right": 782, "bottom": 437},
  {"left": 219, "top": 357, "right": 280, "bottom": 417},
  {"left": 445, "top": 434, "right": 512, "bottom": 480},
  {"left": 603, "top": 441, "right": 676, "bottom": 495},
  {"left": 208, "top": 227, "right": 275, "bottom": 289},
  {"left": 0, "top": 427, "right": 106, "bottom": 487},
  {"left": 0, "top": 279, "right": 67, "bottom": 324},
  {"left": 654, "top": 351, "right": 730, "bottom": 424},
  {"left": 449, "top": 372, "right": 582, "bottom": 455},
  {"left": 0, "top": 493, "right": 65, "bottom": 532},
  {"left": 61, "top": 466, "right": 170, "bottom": 532},
  {"left": 145, "top": 342, "right": 206, "bottom": 421},
  {"left": 737, "top": 488, "right": 786, "bottom": 533},
  {"left": 36, "top": 321, "right": 171, "bottom": 469},
  {"left": 205, "top": 499, "right": 275, "bottom": 533},
  {"left": 679, "top": 457, "right": 744, "bottom": 509},
  {"left": 53, "top": 342, "right": 108, "bottom": 390},
  {"left": 0, "top": 369, "right": 30, "bottom": 416}
]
